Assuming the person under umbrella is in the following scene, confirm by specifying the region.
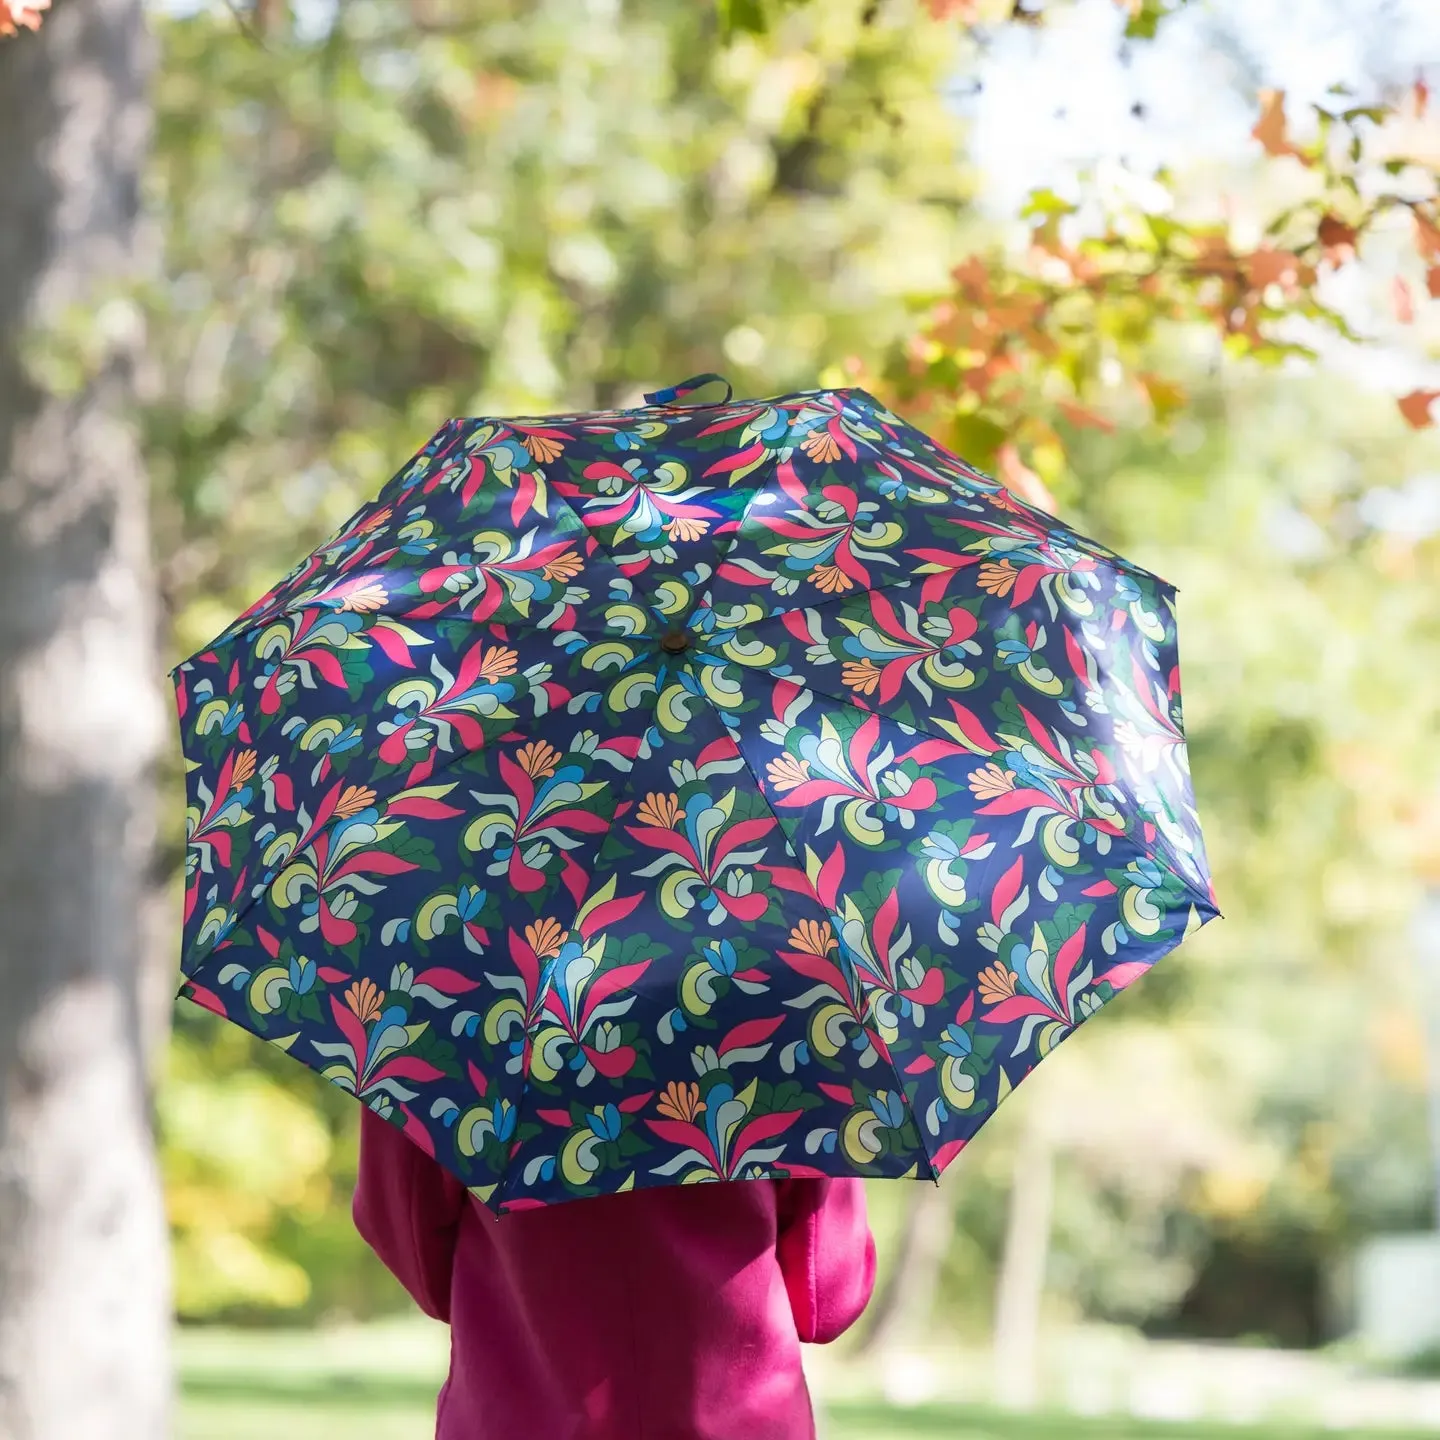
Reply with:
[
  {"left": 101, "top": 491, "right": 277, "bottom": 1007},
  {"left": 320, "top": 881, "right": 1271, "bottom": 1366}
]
[{"left": 174, "top": 376, "right": 1215, "bottom": 1438}]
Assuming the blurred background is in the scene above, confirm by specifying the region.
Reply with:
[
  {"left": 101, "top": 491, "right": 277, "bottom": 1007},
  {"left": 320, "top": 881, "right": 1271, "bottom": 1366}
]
[{"left": 3, "top": 0, "right": 1440, "bottom": 1436}]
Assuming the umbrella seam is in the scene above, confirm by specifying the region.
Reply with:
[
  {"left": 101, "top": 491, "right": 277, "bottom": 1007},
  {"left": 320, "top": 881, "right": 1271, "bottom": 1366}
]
[
  {"left": 696, "top": 697, "right": 942, "bottom": 1184},
  {"left": 491, "top": 463, "right": 663, "bottom": 1212}
]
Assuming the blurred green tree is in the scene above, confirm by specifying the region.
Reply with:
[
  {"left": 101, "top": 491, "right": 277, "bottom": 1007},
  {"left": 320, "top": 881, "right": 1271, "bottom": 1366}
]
[
  {"left": 147, "top": 0, "right": 973, "bottom": 1319},
  {"left": 133, "top": 0, "right": 1440, "bottom": 1335}
]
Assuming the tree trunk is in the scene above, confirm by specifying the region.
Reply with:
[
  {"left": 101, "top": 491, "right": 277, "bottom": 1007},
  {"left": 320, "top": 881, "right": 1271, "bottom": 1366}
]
[
  {"left": 991, "top": 1127, "right": 1054, "bottom": 1410},
  {"left": 855, "top": 1180, "right": 956, "bottom": 1356},
  {"left": 0, "top": 3, "right": 171, "bottom": 1437}
]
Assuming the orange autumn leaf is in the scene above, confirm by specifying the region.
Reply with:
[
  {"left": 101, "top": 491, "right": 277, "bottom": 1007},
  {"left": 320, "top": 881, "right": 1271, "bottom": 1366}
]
[
  {"left": 1058, "top": 399, "right": 1115, "bottom": 433},
  {"left": 969, "top": 762, "right": 1016, "bottom": 800},
  {"left": 1416, "top": 212, "right": 1440, "bottom": 262},
  {"left": 337, "top": 580, "right": 388, "bottom": 612},
  {"left": 925, "top": 0, "right": 981, "bottom": 18},
  {"left": 540, "top": 548, "right": 584, "bottom": 583},
  {"left": 1428, "top": 265, "right": 1440, "bottom": 301},
  {"left": 800, "top": 429, "right": 842, "bottom": 464},
  {"left": 0, "top": 0, "right": 49, "bottom": 36},
  {"left": 950, "top": 256, "right": 992, "bottom": 301},
  {"left": 1317, "top": 214, "right": 1358, "bottom": 265},
  {"left": 996, "top": 442, "right": 1056, "bottom": 513},
  {"left": 1394, "top": 276, "right": 1416, "bottom": 325},
  {"left": 1398, "top": 390, "right": 1440, "bottom": 429},
  {"left": 1252, "top": 89, "right": 1309, "bottom": 164},
  {"left": 1245, "top": 247, "right": 1304, "bottom": 293}
]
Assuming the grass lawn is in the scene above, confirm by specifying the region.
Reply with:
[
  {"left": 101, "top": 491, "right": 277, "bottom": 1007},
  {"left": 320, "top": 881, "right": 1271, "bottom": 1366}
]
[
  {"left": 176, "top": 1325, "right": 1436, "bottom": 1440},
  {"left": 822, "top": 1405, "right": 1435, "bottom": 1439}
]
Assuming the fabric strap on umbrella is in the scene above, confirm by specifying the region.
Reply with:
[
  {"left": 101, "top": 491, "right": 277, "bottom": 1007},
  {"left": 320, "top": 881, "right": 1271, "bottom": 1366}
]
[{"left": 643, "top": 373, "right": 734, "bottom": 406}]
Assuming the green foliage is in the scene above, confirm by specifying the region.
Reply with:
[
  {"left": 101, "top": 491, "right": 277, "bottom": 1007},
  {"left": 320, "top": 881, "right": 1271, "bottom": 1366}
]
[
  {"left": 163, "top": 1005, "right": 407, "bottom": 1320},
  {"left": 146, "top": 0, "right": 968, "bottom": 661},
  {"left": 149, "top": 0, "right": 967, "bottom": 1317},
  {"left": 146, "top": 0, "right": 1440, "bottom": 1334}
]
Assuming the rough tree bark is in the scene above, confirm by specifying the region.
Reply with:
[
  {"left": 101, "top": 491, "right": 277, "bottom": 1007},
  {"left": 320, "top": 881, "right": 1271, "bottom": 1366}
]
[{"left": 0, "top": 3, "right": 171, "bottom": 1437}]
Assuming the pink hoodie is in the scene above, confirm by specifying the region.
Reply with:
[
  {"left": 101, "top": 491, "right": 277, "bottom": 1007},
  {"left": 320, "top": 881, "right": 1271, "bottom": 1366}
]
[{"left": 353, "top": 1108, "right": 876, "bottom": 1440}]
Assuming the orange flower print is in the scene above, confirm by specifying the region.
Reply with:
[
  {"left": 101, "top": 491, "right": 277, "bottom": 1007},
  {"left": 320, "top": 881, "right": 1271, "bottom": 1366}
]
[
  {"left": 339, "top": 580, "right": 388, "bottom": 613},
  {"left": 977, "top": 963, "right": 1019, "bottom": 1007},
  {"left": 357, "top": 506, "right": 394, "bottom": 534},
  {"left": 842, "top": 658, "right": 883, "bottom": 696},
  {"left": 977, "top": 559, "right": 1019, "bottom": 598},
  {"left": 664, "top": 515, "right": 709, "bottom": 543},
  {"left": 476, "top": 645, "right": 519, "bottom": 682},
  {"left": 334, "top": 784, "right": 378, "bottom": 819},
  {"left": 525, "top": 917, "right": 567, "bottom": 959},
  {"left": 540, "top": 549, "right": 585, "bottom": 584},
  {"left": 656, "top": 1080, "right": 706, "bottom": 1124},
  {"left": 230, "top": 749, "right": 258, "bottom": 788},
  {"left": 345, "top": 977, "right": 385, "bottom": 1025},
  {"left": 788, "top": 918, "right": 837, "bottom": 957},
  {"left": 516, "top": 739, "right": 561, "bottom": 779},
  {"left": 636, "top": 791, "right": 682, "bottom": 829},
  {"left": 968, "top": 763, "right": 1015, "bottom": 800},
  {"left": 521, "top": 431, "right": 565, "bottom": 464},
  {"left": 766, "top": 754, "right": 811, "bottom": 792},
  {"left": 811, "top": 562, "right": 854, "bottom": 595},
  {"left": 800, "top": 428, "right": 841, "bottom": 464}
]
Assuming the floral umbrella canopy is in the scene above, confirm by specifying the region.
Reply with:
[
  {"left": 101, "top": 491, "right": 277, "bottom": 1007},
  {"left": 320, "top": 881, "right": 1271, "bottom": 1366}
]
[{"left": 175, "top": 376, "right": 1216, "bottom": 1212}]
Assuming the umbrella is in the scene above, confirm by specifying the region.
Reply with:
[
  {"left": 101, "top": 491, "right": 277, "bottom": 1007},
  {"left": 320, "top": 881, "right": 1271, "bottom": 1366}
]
[{"left": 174, "top": 374, "right": 1217, "bottom": 1212}]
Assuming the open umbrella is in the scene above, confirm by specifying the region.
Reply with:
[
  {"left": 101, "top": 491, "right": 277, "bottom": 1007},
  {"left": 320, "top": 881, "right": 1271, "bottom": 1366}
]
[{"left": 174, "top": 375, "right": 1216, "bottom": 1212}]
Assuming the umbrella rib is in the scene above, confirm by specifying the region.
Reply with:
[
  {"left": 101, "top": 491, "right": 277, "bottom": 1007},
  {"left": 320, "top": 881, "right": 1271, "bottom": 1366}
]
[
  {"left": 694, "top": 692, "right": 942, "bottom": 1184},
  {"left": 695, "top": 437, "right": 788, "bottom": 626}
]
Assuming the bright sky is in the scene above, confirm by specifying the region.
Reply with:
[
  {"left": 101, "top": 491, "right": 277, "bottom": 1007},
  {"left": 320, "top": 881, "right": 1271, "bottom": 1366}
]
[
  {"left": 968, "top": 0, "right": 1440, "bottom": 414},
  {"left": 967, "top": 0, "right": 1440, "bottom": 529},
  {"left": 152, "top": 0, "right": 1440, "bottom": 480},
  {"left": 969, "top": 0, "right": 1440, "bottom": 213}
]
